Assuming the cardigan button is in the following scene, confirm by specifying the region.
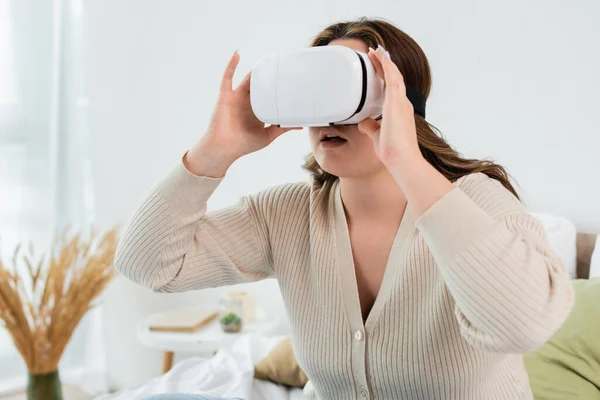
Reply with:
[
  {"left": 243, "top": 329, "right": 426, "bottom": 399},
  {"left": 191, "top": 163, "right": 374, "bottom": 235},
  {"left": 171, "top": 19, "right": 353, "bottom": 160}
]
[
  {"left": 360, "top": 387, "right": 369, "bottom": 398},
  {"left": 353, "top": 329, "right": 364, "bottom": 342}
]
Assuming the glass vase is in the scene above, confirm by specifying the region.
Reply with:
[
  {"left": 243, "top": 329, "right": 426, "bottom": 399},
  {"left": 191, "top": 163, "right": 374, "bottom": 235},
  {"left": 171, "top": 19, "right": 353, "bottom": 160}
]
[
  {"left": 219, "top": 295, "right": 244, "bottom": 333},
  {"left": 27, "top": 370, "right": 63, "bottom": 400}
]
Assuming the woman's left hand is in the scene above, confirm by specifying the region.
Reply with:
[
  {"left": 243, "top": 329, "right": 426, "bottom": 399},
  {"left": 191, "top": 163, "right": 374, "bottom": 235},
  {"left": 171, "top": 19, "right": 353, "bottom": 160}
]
[
  {"left": 357, "top": 46, "right": 422, "bottom": 168},
  {"left": 358, "top": 45, "right": 453, "bottom": 216}
]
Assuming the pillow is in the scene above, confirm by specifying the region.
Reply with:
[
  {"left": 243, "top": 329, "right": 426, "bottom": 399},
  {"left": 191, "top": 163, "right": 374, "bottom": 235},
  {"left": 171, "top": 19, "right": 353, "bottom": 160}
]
[
  {"left": 524, "top": 278, "right": 600, "bottom": 399},
  {"left": 254, "top": 336, "right": 309, "bottom": 388},
  {"left": 530, "top": 212, "right": 577, "bottom": 279}
]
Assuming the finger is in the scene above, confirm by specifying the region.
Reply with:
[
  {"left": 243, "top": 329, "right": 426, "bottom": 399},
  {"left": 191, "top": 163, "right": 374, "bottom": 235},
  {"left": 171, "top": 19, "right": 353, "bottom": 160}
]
[
  {"left": 374, "top": 49, "right": 416, "bottom": 126},
  {"left": 235, "top": 69, "right": 252, "bottom": 93},
  {"left": 367, "top": 47, "right": 384, "bottom": 80},
  {"left": 265, "top": 125, "right": 303, "bottom": 142},
  {"left": 374, "top": 48, "right": 415, "bottom": 120},
  {"left": 220, "top": 50, "right": 240, "bottom": 94},
  {"left": 357, "top": 118, "right": 381, "bottom": 140},
  {"left": 375, "top": 48, "right": 407, "bottom": 103}
]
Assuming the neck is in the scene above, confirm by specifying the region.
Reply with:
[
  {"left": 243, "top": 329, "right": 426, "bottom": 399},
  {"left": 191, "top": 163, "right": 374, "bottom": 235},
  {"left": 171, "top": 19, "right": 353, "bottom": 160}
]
[{"left": 339, "top": 170, "right": 407, "bottom": 223}]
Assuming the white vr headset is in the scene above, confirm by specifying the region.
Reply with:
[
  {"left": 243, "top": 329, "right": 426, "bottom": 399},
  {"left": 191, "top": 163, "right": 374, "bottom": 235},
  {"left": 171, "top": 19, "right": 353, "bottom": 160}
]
[{"left": 249, "top": 45, "right": 426, "bottom": 128}]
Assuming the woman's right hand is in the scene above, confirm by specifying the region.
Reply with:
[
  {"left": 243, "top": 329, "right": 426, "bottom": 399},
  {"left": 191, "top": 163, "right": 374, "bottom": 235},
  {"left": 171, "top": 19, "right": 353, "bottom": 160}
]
[{"left": 185, "top": 50, "right": 302, "bottom": 177}]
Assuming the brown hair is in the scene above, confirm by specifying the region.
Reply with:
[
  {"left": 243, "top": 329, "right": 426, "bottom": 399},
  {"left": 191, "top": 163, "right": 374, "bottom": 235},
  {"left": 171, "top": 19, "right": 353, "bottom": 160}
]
[{"left": 303, "top": 17, "right": 520, "bottom": 200}]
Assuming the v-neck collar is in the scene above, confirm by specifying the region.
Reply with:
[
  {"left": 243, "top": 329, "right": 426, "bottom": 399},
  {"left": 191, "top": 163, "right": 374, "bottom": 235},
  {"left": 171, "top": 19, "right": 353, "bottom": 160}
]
[{"left": 333, "top": 178, "right": 416, "bottom": 332}]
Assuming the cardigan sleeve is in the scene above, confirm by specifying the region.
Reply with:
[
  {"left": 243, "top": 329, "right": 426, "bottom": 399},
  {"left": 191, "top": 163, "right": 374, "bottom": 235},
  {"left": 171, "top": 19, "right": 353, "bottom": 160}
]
[
  {"left": 114, "top": 158, "right": 275, "bottom": 293},
  {"left": 415, "top": 173, "right": 575, "bottom": 354}
]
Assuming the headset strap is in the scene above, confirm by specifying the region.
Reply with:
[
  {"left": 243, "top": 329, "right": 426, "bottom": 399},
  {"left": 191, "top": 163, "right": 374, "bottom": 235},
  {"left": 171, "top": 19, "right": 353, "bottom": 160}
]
[{"left": 405, "top": 83, "right": 426, "bottom": 119}]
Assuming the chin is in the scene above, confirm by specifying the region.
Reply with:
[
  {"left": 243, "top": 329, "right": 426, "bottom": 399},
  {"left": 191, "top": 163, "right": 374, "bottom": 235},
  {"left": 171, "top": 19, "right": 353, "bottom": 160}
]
[
  {"left": 319, "top": 163, "right": 353, "bottom": 178},
  {"left": 310, "top": 131, "right": 386, "bottom": 179},
  {"left": 315, "top": 154, "right": 382, "bottom": 179}
]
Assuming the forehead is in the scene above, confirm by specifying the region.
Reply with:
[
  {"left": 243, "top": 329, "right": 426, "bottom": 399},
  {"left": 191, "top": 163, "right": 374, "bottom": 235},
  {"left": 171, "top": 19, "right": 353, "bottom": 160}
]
[{"left": 327, "top": 38, "right": 369, "bottom": 53}]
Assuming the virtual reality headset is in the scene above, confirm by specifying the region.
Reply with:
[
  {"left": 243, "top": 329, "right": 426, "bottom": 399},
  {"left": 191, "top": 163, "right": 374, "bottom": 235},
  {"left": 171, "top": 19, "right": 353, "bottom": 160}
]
[{"left": 249, "top": 45, "right": 426, "bottom": 127}]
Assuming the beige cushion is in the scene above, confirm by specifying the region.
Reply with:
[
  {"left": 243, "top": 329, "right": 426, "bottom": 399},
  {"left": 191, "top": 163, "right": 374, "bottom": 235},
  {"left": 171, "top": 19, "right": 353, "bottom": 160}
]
[{"left": 254, "top": 336, "right": 308, "bottom": 388}]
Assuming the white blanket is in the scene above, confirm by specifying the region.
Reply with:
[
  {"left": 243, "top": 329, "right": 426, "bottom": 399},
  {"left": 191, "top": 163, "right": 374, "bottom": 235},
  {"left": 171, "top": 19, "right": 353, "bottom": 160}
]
[{"left": 96, "top": 334, "right": 304, "bottom": 400}]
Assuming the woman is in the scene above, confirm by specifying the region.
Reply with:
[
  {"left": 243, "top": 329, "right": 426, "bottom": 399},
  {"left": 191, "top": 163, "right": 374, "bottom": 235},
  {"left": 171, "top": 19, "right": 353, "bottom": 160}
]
[{"left": 116, "top": 17, "right": 574, "bottom": 400}]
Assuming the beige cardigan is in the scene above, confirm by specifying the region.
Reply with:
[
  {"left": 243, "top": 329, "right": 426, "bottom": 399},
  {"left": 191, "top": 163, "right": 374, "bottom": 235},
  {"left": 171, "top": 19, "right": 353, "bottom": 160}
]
[{"left": 115, "top": 160, "right": 574, "bottom": 400}]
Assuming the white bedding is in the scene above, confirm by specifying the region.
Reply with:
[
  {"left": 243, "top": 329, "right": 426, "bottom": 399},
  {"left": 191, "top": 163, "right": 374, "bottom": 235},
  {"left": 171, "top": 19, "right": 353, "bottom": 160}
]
[
  {"left": 589, "top": 234, "right": 600, "bottom": 279},
  {"left": 96, "top": 333, "right": 304, "bottom": 400},
  {"left": 530, "top": 212, "right": 578, "bottom": 279}
]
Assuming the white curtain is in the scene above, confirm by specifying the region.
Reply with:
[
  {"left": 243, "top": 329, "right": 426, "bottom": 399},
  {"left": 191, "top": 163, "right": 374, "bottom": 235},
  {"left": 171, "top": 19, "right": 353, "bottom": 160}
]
[{"left": 0, "top": 0, "right": 107, "bottom": 394}]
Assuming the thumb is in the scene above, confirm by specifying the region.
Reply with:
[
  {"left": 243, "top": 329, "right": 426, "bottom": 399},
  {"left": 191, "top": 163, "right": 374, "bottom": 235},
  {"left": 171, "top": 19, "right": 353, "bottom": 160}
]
[{"left": 357, "top": 118, "right": 381, "bottom": 140}]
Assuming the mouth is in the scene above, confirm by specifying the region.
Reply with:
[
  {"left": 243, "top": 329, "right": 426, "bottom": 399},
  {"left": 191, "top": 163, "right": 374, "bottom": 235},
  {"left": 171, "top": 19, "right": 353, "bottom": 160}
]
[{"left": 319, "top": 128, "right": 348, "bottom": 143}]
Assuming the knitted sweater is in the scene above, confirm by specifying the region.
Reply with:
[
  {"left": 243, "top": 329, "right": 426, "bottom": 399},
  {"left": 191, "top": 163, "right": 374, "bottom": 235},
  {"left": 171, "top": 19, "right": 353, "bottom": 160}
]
[{"left": 115, "top": 159, "right": 574, "bottom": 400}]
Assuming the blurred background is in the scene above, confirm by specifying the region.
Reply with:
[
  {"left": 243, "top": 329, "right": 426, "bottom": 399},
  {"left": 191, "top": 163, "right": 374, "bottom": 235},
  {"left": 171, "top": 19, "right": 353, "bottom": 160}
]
[{"left": 1, "top": 0, "right": 599, "bottom": 397}]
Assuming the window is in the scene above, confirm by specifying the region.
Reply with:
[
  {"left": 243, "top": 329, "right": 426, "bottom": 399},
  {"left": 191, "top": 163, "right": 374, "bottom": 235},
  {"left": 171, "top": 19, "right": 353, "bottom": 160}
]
[
  {"left": 0, "top": 0, "right": 16, "bottom": 106},
  {"left": 0, "top": 0, "right": 106, "bottom": 394}
]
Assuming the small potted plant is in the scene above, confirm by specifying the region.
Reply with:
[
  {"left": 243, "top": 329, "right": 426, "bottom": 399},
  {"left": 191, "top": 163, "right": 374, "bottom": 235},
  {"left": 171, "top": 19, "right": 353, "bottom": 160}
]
[{"left": 219, "top": 296, "right": 244, "bottom": 333}]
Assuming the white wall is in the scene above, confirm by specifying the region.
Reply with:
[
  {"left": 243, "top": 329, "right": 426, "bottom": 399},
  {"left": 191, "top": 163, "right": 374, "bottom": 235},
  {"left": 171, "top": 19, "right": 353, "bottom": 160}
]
[{"left": 83, "top": 0, "right": 600, "bottom": 389}]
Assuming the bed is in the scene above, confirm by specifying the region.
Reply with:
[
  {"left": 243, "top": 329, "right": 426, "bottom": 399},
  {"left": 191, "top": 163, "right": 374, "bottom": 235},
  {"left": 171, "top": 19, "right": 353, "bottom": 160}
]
[{"left": 97, "top": 214, "right": 599, "bottom": 400}]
